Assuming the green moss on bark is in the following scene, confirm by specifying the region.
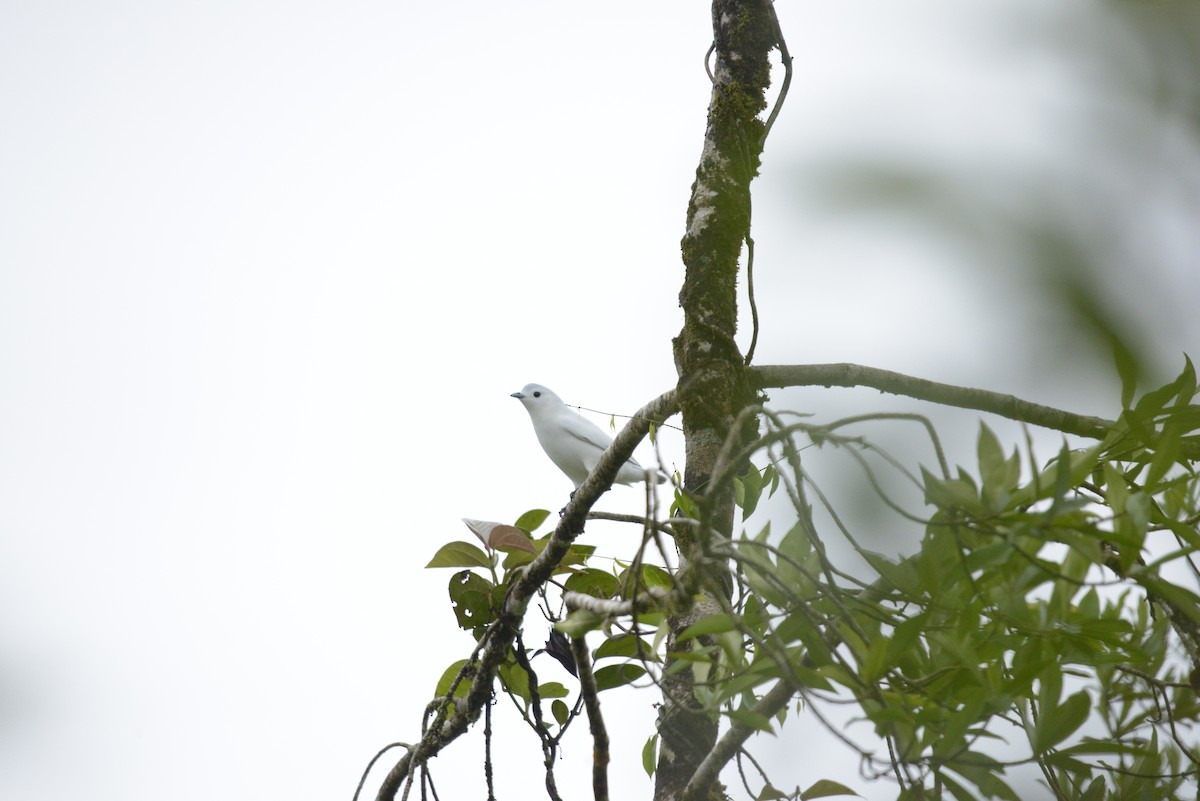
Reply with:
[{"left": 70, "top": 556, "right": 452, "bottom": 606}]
[{"left": 659, "top": 3, "right": 779, "bottom": 801}]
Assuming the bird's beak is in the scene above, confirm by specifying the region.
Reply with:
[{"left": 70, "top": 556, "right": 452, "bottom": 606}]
[{"left": 511, "top": 392, "right": 524, "bottom": 399}]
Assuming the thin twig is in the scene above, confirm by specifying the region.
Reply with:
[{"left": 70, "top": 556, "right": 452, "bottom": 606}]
[
  {"left": 484, "top": 698, "right": 495, "bottom": 801},
  {"left": 762, "top": 0, "right": 792, "bottom": 142},
  {"left": 572, "top": 635, "right": 610, "bottom": 801},
  {"left": 744, "top": 233, "right": 759, "bottom": 366},
  {"left": 514, "top": 632, "right": 565, "bottom": 801},
  {"left": 742, "top": 1, "right": 789, "bottom": 368},
  {"left": 354, "top": 743, "right": 411, "bottom": 801},
  {"left": 819, "top": 411, "right": 950, "bottom": 479},
  {"left": 587, "top": 510, "right": 683, "bottom": 536}
]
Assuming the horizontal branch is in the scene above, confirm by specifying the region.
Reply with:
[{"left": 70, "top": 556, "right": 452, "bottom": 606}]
[
  {"left": 587, "top": 510, "right": 686, "bottom": 536},
  {"left": 752, "top": 363, "right": 1115, "bottom": 439},
  {"left": 563, "top": 586, "right": 669, "bottom": 616}
]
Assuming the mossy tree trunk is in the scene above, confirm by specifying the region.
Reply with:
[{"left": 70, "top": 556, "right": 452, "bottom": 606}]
[{"left": 658, "top": 2, "right": 779, "bottom": 800}]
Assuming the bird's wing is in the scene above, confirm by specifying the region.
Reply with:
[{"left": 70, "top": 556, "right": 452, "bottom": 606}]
[
  {"left": 561, "top": 414, "right": 643, "bottom": 468},
  {"left": 559, "top": 414, "right": 613, "bottom": 451}
]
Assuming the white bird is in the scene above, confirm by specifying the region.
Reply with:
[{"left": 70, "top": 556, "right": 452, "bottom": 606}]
[{"left": 511, "top": 383, "right": 666, "bottom": 489}]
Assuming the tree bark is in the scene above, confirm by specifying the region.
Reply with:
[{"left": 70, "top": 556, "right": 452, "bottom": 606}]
[{"left": 659, "top": 2, "right": 779, "bottom": 800}]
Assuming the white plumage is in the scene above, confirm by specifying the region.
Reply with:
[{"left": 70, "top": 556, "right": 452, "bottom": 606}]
[{"left": 511, "top": 383, "right": 664, "bottom": 489}]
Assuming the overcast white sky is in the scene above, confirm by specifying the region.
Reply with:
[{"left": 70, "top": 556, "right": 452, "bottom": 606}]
[{"left": 2, "top": 2, "right": 1198, "bottom": 800}]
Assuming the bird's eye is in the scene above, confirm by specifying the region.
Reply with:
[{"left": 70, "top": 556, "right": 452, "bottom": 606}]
[{"left": 533, "top": 391, "right": 541, "bottom": 398}]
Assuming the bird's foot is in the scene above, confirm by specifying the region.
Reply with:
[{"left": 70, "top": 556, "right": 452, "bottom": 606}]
[{"left": 559, "top": 490, "right": 578, "bottom": 518}]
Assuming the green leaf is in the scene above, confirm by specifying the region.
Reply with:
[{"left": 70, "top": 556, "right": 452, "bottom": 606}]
[
  {"left": 551, "top": 699, "right": 569, "bottom": 726},
  {"left": 938, "top": 772, "right": 977, "bottom": 801},
  {"left": 799, "top": 779, "right": 858, "bottom": 799},
  {"left": 1079, "top": 777, "right": 1107, "bottom": 801},
  {"left": 594, "top": 634, "right": 657, "bottom": 662},
  {"left": 498, "top": 661, "right": 530, "bottom": 702},
  {"left": 1041, "top": 751, "right": 1091, "bottom": 774},
  {"left": 756, "top": 784, "right": 789, "bottom": 801},
  {"left": 1037, "top": 663, "right": 1063, "bottom": 711},
  {"left": 593, "top": 663, "right": 646, "bottom": 692},
  {"left": 671, "top": 488, "right": 700, "bottom": 518},
  {"left": 1135, "top": 360, "right": 1193, "bottom": 417},
  {"left": 726, "top": 705, "right": 774, "bottom": 733},
  {"left": 537, "top": 681, "right": 569, "bottom": 699},
  {"left": 562, "top": 543, "right": 596, "bottom": 566},
  {"left": 1165, "top": 510, "right": 1200, "bottom": 552},
  {"left": 434, "top": 659, "right": 472, "bottom": 700},
  {"left": 1136, "top": 575, "right": 1200, "bottom": 627},
  {"left": 719, "top": 664, "right": 778, "bottom": 699},
  {"left": 448, "top": 570, "right": 495, "bottom": 637},
  {"left": 1031, "top": 689, "right": 1091, "bottom": 754},
  {"left": 778, "top": 519, "right": 814, "bottom": 566},
  {"left": 860, "top": 549, "right": 919, "bottom": 595},
  {"left": 859, "top": 634, "right": 891, "bottom": 684},
  {"left": 1013, "top": 444, "right": 1099, "bottom": 507},
  {"left": 503, "top": 540, "right": 595, "bottom": 572},
  {"left": 964, "top": 540, "right": 1014, "bottom": 572},
  {"left": 500, "top": 548, "right": 536, "bottom": 570},
  {"left": 1177, "top": 354, "right": 1197, "bottom": 403},
  {"left": 1114, "top": 338, "right": 1140, "bottom": 410},
  {"left": 615, "top": 562, "right": 673, "bottom": 598},
  {"left": 642, "top": 733, "right": 658, "bottom": 777},
  {"left": 740, "top": 465, "right": 765, "bottom": 518},
  {"left": 426, "top": 541, "right": 493, "bottom": 569},
  {"left": 1055, "top": 739, "right": 1143, "bottom": 758},
  {"left": 763, "top": 463, "right": 780, "bottom": 496},
  {"left": 514, "top": 508, "right": 551, "bottom": 533},
  {"left": 794, "top": 665, "right": 835, "bottom": 692},
  {"left": 921, "top": 468, "right": 983, "bottom": 514},
  {"left": 554, "top": 609, "right": 605, "bottom": 638},
  {"left": 778, "top": 613, "right": 833, "bottom": 666},
  {"left": 1165, "top": 404, "right": 1200, "bottom": 431},
  {"left": 741, "top": 527, "right": 790, "bottom": 608},
  {"left": 978, "top": 423, "right": 1018, "bottom": 508},
  {"left": 641, "top": 564, "right": 673, "bottom": 591},
  {"left": 887, "top": 612, "right": 927, "bottom": 666},
  {"left": 665, "top": 649, "right": 716, "bottom": 671},
  {"left": 968, "top": 767, "right": 1021, "bottom": 801},
  {"left": 1146, "top": 409, "right": 1188, "bottom": 485},
  {"left": 1103, "top": 461, "right": 1128, "bottom": 511},
  {"left": 678, "top": 613, "right": 738, "bottom": 642},
  {"left": 564, "top": 568, "right": 619, "bottom": 599}
]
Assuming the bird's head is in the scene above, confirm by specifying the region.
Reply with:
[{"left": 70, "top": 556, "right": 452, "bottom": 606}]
[{"left": 511, "top": 383, "right": 563, "bottom": 416}]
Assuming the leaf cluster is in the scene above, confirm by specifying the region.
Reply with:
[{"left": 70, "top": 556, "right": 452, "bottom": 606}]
[{"left": 402, "top": 362, "right": 1200, "bottom": 801}]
